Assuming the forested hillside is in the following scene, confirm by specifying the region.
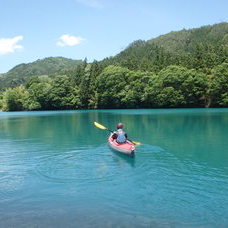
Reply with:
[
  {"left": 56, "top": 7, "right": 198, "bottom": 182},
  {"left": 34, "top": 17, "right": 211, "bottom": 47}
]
[
  {"left": 103, "top": 22, "right": 228, "bottom": 73},
  {"left": 0, "top": 23, "right": 227, "bottom": 111},
  {"left": 0, "top": 57, "right": 82, "bottom": 90}
]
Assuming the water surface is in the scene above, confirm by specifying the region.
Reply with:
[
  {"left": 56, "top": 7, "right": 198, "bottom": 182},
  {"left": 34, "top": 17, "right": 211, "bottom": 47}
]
[{"left": 0, "top": 109, "right": 228, "bottom": 227}]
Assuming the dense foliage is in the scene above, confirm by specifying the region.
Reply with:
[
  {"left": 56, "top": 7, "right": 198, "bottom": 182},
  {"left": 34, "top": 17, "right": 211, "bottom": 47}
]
[{"left": 0, "top": 23, "right": 227, "bottom": 111}]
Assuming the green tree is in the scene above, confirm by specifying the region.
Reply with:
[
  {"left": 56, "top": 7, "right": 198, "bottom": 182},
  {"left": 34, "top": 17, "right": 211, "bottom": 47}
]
[
  {"left": 120, "top": 71, "right": 154, "bottom": 108},
  {"left": 2, "top": 85, "right": 29, "bottom": 111},
  {"left": 79, "top": 65, "right": 93, "bottom": 108},
  {"left": 0, "top": 93, "right": 3, "bottom": 110},
  {"left": 155, "top": 87, "right": 186, "bottom": 107},
  {"left": 96, "top": 65, "right": 155, "bottom": 108},
  {"left": 96, "top": 65, "right": 130, "bottom": 108},
  {"left": 209, "top": 63, "right": 228, "bottom": 107},
  {"left": 47, "top": 75, "right": 81, "bottom": 110},
  {"left": 143, "top": 65, "right": 209, "bottom": 107},
  {"left": 26, "top": 76, "right": 52, "bottom": 110}
]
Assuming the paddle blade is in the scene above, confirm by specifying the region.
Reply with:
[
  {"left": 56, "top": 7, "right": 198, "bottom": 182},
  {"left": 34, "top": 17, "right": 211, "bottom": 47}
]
[
  {"left": 132, "top": 141, "right": 141, "bottom": 145},
  {"left": 94, "top": 122, "right": 107, "bottom": 130}
]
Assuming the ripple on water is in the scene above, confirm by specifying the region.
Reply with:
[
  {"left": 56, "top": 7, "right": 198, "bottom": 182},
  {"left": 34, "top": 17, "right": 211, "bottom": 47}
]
[
  {"left": 0, "top": 146, "right": 29, "bottom": 202},
  {"left": 35, "top": 144, "right": 130, "bottom": 184},
  {"left": 0, "top": 171, "right": 25, "bottom": 202}
]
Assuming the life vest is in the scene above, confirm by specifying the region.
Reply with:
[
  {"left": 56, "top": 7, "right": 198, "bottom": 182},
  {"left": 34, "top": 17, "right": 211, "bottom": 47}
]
[{"left": 116, "top": 129, "right": 126, "bottom": 143}]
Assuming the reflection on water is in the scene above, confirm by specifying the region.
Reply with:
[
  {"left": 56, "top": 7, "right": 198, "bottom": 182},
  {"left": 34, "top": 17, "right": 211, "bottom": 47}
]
[
  {"left": 0, "top": 109, "right": 228, "bottom": 227},
  {"left": 112, "top": 151, "right": 136, "bottom": 167}
]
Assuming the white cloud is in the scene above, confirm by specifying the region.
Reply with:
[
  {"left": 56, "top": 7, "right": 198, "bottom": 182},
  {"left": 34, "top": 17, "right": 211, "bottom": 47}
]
[
  {"left": 0, "top": 36, "right": 23, "bottom": 56},
  {"left": 57, "top": 34, "right": 85, "bottom": 47},
  {"left": 75, "top": 0, "right": 103, "bottom": 8}
]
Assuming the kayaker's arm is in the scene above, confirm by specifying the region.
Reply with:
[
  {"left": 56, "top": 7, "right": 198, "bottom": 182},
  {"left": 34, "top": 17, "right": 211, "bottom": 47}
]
[{"left": 112, "top": 132, "right": 118, "bottom": 139}]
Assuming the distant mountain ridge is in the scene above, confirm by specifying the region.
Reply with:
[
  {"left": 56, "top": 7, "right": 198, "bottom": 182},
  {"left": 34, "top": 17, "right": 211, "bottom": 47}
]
[
  {"left": 148, "top": 22, "right": 228, "bottom": 53},
  {"left": 0, "top": 57, "right": 82, "bottom": 90},
  {"left": 103, "top": 22, "right": 228, "bottom": 71},
  {"left": 7, "top": 57, "right": 81, "bottom": 76}
]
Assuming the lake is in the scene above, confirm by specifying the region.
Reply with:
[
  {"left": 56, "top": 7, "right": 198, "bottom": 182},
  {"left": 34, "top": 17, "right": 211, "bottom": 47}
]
[{"left": 0, "top": 109, "right": 228, "bottom": 227}]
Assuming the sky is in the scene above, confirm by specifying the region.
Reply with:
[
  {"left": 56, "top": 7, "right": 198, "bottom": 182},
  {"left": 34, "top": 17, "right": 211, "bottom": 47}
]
[{"left": 0, "top": 0, "right": 227, "bottom": 73}]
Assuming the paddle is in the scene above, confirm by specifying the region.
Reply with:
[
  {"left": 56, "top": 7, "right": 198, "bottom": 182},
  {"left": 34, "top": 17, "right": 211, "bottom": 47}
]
[{"left": 94, "top": 122, "right": 141, "bottom": 145}]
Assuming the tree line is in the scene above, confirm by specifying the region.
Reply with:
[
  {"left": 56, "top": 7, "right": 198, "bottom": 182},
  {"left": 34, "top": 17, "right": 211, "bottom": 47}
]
[{"left": 0, "top": 60, "right": 227, "bottom": 111}]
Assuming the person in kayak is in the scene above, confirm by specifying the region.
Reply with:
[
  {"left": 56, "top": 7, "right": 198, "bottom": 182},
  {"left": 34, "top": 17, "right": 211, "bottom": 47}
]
[{"left": 112, "top": 123, "right": 128, "bottom": 144}]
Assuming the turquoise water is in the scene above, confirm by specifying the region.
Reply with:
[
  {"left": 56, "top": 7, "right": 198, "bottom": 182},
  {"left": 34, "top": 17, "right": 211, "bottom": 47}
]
[{"left": 0, "top": 109, "right": 227, "bottom": 227}]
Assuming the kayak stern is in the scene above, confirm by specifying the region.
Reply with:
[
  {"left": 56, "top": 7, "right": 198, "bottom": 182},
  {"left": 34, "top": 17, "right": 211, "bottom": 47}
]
[{"left": 108, "top": 134, "right": 135, "bottom": 156}]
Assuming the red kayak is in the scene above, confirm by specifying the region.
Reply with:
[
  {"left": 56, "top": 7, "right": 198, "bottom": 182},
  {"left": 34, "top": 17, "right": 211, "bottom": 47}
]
[{"left": 108, "top": 134, "right": 135, "bottom": 156}]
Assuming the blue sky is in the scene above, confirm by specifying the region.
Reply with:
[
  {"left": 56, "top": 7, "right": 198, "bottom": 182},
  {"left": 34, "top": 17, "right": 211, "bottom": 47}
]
[{"left": 0, "top": 0, "right": 227, "bottom": 73}]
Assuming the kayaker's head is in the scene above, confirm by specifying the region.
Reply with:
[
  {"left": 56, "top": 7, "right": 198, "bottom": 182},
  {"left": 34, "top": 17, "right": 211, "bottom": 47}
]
[{"left": 117, "top": 123, "right": 124, "bottom": 129}]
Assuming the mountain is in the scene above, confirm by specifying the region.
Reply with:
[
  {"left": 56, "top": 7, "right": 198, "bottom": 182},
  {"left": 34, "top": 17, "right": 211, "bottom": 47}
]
[
  {"left": 103, "top": 22, "right": 228, "bottom": 72},
  {"left": 148, "top": 22, "right": 228, "bottom": 53},
  {"left": 0, "top": 57, "right": 82, "bottom": 90}
]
